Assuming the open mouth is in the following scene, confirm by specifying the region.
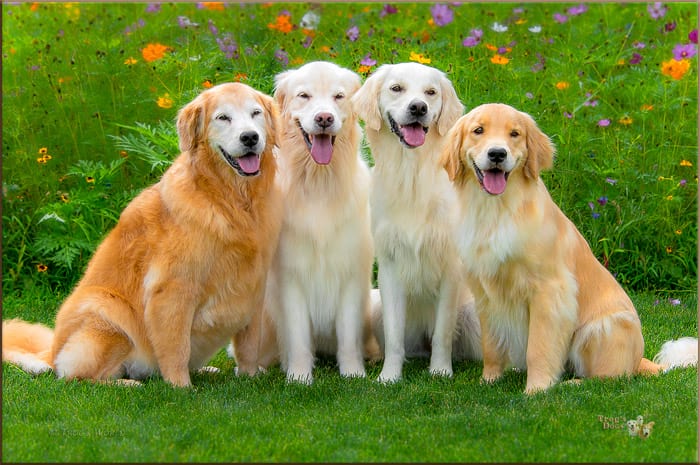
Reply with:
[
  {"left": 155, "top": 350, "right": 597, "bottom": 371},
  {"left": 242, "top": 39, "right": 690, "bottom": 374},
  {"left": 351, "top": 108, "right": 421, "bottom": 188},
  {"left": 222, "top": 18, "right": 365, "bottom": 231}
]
[
  {"left": 473, "top": 161, "right": 509, "bottom": 195},
  {"left": 388, "top": 114, "right": 428, "bottom": 148},
  {"left": 296, "top": 120, "right": 336, "bottom": 165},
  {"left": 218, "top": 146, "right": 261, "bottom": 177}
]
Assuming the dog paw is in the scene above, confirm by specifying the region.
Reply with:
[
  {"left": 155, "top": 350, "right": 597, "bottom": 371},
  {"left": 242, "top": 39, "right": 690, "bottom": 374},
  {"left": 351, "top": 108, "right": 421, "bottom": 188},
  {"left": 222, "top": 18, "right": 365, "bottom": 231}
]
[
  {"left": 198, "top": 366, "right": 220, "bottom": 374},
  {"left": 429, "top": 367, "right": 454, "bottom": 378},
  {"left": 286, "top": 371, "right": 313, "bottom": 385},
  {"left": 114, "top": 379, "right": 143, "bottom": 387},
  {"left": 377, "top": 369, "right": 402, "bottom": 384}
]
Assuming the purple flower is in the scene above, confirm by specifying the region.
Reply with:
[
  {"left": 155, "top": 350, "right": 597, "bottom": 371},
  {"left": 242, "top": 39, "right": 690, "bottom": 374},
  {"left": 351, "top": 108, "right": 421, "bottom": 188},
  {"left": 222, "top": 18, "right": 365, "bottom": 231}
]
[
  {"left": 302, "top": 35, "right": 313, "bottom": 49},
  {"left": 430, "top": 3, "right": 454, "bottom": 27},
  {"left": 690, "top": 29, "right": 698, "bottom": 44},
  {"left": 177, "top": 16, "right": 199, "bottom": 28},
  {"left": 346, "top": 25, "right": 359, "bottom": 41},
  {"left": 588, "top": 202, "right": 596, "bottom": 210},
  {"left": 664, "top": 21, "right": 676, "bottom": 33},
  {"left": 592, "top": 212, "right": 601, "bottom": 219},
  {"left": 567, "top": 4, "right": 588, "bottom": 16},
  {"left": 605, "top": 177, "right": 617, "bottom": 185},
  {"left": 647, "top": 2, "right": 667, "bottom": 20},
  {"left": 673, "top": 43, "right": 697, "bottom": 60},
  {"left": 463, "top": 36, "right": 479, "bottom": 47},
  {"left": 525, "top": 92, "right": 534, "bottom": 99},
  {"left": 679, "top": 179, "right": 687, "bottom": 187},
  {"left": 583, "top": 93, "right": 599, "bottom": 106},
  {"left": 598, "top": 119, "right": 611, "bottom": 127},
  {"left": 360, "top": 53, "right": 377, "bottom": 66},
  {"left": 633, "top": 41, "right": 647, "bottom": 49},
  {"left": 145, "top": 3, "right": 161, "bottom": 13},
  {"left": 274, "top": 49, "right": 289, "bottom": 67},
  {"left": 216, "top": 34, "right": 239, "bottom": 60},
  {"left": 380, "top": 4, "right": 398, "bottom": 18},
  {"left": 472, "top": 28, "right": 484, "bottom": 39},
  {"left": 208, "top": 19, "right": 218, "bottom": 36},
  {"left": 669, "top": 298, "right": 681, "bottom": 306},
  {"left": 553, "top": 13, "right": 568, "bottom": 24},
  {"left": 629, "top": 53, "right": 643, "bottom": 64},
  {"left": 564, "top": 111, "right": 573, "bottom": 119},
  {"left": 597, "top": 196, "right": 608, "bottom": 206}
]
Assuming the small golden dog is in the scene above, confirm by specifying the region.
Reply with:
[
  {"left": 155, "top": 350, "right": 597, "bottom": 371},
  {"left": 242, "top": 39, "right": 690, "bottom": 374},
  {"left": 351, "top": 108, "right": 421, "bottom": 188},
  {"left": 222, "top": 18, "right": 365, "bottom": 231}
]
[
  {"left": 2, "top": 83, "right": 283, "bottom": 387},
  {"left": 441, "top": 103, "right": 697, "bottom": 394}
]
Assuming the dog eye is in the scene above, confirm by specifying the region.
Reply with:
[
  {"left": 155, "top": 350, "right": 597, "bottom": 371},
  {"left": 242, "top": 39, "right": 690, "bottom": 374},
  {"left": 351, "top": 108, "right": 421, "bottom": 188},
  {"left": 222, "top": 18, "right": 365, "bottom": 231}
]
[
  {"left": 216, "top": 114, "right": 231, "bottom": 122},
  {"left": 297, "top": 92, "right": 310, "bottom": 99},
  {"left": 334, "top": 93, "right": 345, "bottom": 100},
  {"left": 473, "top": 126, "right": 484, "bottom": 135},
  {"left": 425, "top": 88, "right": 437, "bottom": 96},
  {"left": 252, "top": 109, "right": 262, "bottom": 117},
  {"left": 510, "top": 130, "right": 520, "bottom": 137},
  {"left": 390, "top": 84, "right": 403, "bottom": 93}
]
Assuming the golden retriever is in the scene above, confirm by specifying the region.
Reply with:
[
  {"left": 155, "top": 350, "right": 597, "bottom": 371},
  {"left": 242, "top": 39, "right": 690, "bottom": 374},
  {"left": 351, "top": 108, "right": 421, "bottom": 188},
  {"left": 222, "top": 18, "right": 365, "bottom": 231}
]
[
  {"left": 352, "top": 63, "right": 482, "bottom": 383},
  {"left": 2, "top": 83, "right": 283, "bottom": 387},
  {"left": 233, "top": 61, "right": 377, "bottom": 383},
  {"left": 441, "top": 102, "right": 698, "bottom": 394}
]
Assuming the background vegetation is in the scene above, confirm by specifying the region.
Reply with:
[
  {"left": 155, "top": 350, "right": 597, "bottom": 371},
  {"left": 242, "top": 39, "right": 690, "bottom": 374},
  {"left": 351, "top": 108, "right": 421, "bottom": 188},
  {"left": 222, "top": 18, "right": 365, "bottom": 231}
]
[{"left": 2, "top": 2, "right": 697, "bottom": 462}]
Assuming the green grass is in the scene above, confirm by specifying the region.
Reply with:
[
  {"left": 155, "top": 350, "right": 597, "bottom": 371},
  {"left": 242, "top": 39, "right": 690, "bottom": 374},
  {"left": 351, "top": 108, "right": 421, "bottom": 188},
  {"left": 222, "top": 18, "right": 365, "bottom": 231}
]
[{"left": 2, "top": 289, "right": 697, "bottom": 462}]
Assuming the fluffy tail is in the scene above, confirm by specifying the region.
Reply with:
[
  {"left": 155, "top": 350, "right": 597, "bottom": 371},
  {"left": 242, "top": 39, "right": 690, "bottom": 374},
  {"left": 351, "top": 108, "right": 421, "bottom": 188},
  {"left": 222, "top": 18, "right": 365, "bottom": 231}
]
[
  {"left": 2, "top": 319, "right": 55, "bottom": 374},
  {"left": 653, "top": 337, "right": 698, "bottom": 370}
]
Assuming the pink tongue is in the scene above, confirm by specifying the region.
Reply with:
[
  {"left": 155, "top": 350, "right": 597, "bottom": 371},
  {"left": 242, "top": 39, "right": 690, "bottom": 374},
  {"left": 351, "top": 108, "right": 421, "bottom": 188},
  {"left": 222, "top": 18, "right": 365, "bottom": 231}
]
[
  {"left": 310, "top": 134, "right": 333, "bottom": 165},
  {"left": 400, "top": 124, "right": 426, "bottom": 147},
  {"left": 237, "top": 154, "right": 261, "bottom": 174},
  {"left": 483, "top": 170, "right": 507, "bottom": 195}
]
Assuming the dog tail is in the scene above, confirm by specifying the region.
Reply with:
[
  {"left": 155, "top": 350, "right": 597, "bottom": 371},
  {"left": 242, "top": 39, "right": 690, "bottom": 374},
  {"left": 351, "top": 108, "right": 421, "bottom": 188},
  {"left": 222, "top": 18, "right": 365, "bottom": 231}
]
[
  {"left": 2, "top": 319, "right": 55, "bottom": 374},
  {"left": 638, "top": 337, "right": 698, "bottom": 374}
]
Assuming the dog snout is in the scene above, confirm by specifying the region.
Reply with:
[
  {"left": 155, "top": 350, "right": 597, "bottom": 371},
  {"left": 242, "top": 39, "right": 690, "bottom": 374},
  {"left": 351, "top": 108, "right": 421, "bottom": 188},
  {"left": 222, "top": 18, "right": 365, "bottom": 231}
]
[
  {"left": 409, "top": 99, "right": 428, "bottom": 118},
  {"left": 487, "top": 148, "right": 507, "bottom": 164},
  {"left": 314, "top": 112, "right": 335, "bottom": 129},
  {"left": 239, "top": 131, "right": 260, "bottom": 148}
]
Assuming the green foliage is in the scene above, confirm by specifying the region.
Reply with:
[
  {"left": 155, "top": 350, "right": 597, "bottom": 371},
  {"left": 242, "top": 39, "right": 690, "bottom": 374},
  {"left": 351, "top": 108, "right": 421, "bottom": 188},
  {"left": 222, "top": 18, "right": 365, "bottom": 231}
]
[{"left": 2, "top": 2, "right": 697, "bottom": 293}]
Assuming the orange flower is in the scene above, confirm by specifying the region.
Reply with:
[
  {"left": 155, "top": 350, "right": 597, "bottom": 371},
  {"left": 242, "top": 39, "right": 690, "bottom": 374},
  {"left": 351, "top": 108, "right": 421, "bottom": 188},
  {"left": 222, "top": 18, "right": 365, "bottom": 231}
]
[
  {"left": 199, "top": 2, "right": 225, "bottom": 10},
  {"left": 233, "top": 73, "right": 248, "bottom": 82},
  {"left": 641, "top": 104, "right": 654, "bottom": 111},
  {"left": 30, "top": 3, "right": 39, "bottom": 11},
  {"left": 491, "top": 54, "right": 510, "bottom": 65},
  {"left": 661, "top": 59, "right": 691, "bottom": 80},
  {"left": 157, "top": 94, "right": 173, "bottom": 109},
  {"left": 268, "top": 14, "right": 293, "bottom": 33},
  {"left": 202, "top": 80, "right": 213, "bottom": 89},
  {"left": 555, "top": 81, "right": 570, "bottom": 90},
  {"left": 357, "top": 65, "right": 372, "bottom": 74},
  {"left": 485, "top": 43, "right": 498, "bottom": 51},
  {"left": 141, "top": 43, "right": 170, "bottom": 63}
]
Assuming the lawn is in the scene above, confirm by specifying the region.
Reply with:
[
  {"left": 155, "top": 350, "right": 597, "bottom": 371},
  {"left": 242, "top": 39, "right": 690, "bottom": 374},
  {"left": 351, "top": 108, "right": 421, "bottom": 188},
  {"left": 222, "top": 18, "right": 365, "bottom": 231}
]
[{"left": 2, "top": 2, "right": 698, "bottom": 463}]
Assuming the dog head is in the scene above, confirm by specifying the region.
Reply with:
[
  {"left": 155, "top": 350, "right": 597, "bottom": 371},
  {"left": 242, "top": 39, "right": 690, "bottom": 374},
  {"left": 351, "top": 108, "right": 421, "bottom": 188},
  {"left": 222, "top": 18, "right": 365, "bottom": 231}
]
[
  {"left": 441, "top": 103, "right": 554, "bottom": 195},
  {"left": 351, "top": 62, "right": 463, "bottom": 148},
  {"left": 273, "top": 61, "right": 361, "bottom": 165},
  {"left": 176, "top": 82, "right": 278, "bottom": 177}
]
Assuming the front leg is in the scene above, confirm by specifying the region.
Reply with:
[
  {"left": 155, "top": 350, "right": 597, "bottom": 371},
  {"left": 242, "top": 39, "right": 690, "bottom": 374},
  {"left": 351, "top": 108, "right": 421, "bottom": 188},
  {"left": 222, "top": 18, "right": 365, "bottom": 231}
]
[
  {"left": 524, "top": 283, "right": 577, "bottom": 394},
  {"left": 336, "top": 281, "right": 367, "bottom": 378},
  {"left": 280, "top": 279, "right": 314, "bottom": 384},
  {"left": 473, "top": 285, "right": 508, "bottom": 385},
  {"left": 144, "top": 279, "right": 196, "bottom": 388},
  {"left": 430, "top": 275, "right": 458, "bottom": 377},
  {"left": 377, "top": 262, "right": 406, "bottom": 383}
]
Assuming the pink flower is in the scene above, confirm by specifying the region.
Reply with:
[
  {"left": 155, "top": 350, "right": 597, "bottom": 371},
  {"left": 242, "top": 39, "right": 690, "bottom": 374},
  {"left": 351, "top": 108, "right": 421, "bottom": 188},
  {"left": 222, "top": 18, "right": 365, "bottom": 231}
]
[
  {"left": 689, "top": 29, "right": 698, "bottom": 44},
  {"left": 673, "top": 43, "right": 697, "bottom": 60},
  {"left": 647, "top": 2, "right": 667, "bottom": 20},
  {"left": 553, "top": 13, "right": 568, "bottom": 23},
  {"left": 598, "top": 119, "right": 611, "bottom": 127},
  {"left": 430, "top": 4, "right": 454, "bottom": 27}
]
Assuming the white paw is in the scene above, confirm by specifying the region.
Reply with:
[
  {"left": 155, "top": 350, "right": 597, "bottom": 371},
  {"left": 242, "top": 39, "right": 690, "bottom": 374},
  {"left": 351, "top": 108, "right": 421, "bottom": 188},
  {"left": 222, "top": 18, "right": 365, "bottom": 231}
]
[
  {"left": 198, "top": 366, "right": 220, "bottom": 374},
  {"left": 286, "top": 371, "right": 313, "bottom": 385}
]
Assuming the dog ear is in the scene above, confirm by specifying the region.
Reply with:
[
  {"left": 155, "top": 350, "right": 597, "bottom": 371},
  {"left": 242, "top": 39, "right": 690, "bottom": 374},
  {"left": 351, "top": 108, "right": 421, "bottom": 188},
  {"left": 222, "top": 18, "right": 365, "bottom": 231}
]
[
  {"left": 522, "top": 111, "right": 555, "bottom": 180},
  {"left": 273, "top": 70, "right": 294, "bottom": 114},
  {"left": 176, "top": 94, "right": 204, "bottom": 153},
  {"left": 351, "top": 66, "right": 385, "bottom": 132},
  {"left": 437, "top": 74, "right": 464, "bottom": 136},
  {"left": 440, "top": 116, "right": 468, "bottom": 183},
  {"left": 258, "top": 92, "right": 280, "bottom": 149}
]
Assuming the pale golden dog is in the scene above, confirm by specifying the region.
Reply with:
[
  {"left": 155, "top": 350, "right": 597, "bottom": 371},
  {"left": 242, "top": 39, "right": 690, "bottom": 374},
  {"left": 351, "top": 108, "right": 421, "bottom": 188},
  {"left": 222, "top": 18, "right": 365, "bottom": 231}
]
[
  {"left": 442, "top": 103, "right": 697, "bottom": 394},
  {"left": 2, "top": 83, "right": 283, "bottom": 387}
]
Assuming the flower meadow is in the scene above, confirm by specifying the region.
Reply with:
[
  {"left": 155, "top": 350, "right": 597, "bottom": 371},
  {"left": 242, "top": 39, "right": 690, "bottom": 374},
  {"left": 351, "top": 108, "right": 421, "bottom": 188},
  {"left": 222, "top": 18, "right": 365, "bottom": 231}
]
[{"left": 2, "top": 2, "right": 697, "bottom": 295}]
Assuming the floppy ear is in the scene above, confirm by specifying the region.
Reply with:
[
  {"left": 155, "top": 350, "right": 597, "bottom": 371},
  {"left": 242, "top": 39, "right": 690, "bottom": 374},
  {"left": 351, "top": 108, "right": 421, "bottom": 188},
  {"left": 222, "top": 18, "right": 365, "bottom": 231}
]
[
  {"left": 437, "top": 74, "right": 464, "bottom": 136},
  {"left": 176, "top": 94, "right": 204, "bottom": 153},
  {"left": 258, "top": 92, "right": 280, "bottom": 149},
  {"left": 440, "top": 116, "right": 468, "bottom": 184},
  {"left": 273, "top": 70, "right": 293, "bottom": 114},
  {"left": 351, "top": 66, "right": 386, "bottom": 132},
  {"left": 522, "top": 112, "right": 555, "bottom": 180}
]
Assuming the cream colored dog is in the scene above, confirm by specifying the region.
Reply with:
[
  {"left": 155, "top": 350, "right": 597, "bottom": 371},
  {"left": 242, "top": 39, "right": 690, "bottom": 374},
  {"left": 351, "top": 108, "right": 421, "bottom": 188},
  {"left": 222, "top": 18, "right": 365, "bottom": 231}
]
[
  {"left": 352, "top": 63, "right": 482, "bottom": 383},
  {"left": 442, "top": 103, "right": 697, "bottom": 394},
  {"left": 236, "top": 61, "right": 377, "bottom": 383},
  {"left": 2, "top": 83, "right": 283, "bottom": 387}
]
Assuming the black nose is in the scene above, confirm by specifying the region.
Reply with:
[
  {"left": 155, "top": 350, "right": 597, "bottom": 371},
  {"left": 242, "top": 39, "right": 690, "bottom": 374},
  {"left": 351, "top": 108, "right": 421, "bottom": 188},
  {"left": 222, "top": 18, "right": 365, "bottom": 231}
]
[
  {"left": 409, "top": 99, "right": 428, "bottom": 118},
  {"left": 315, "top": 112, "right": 335, "bottom": 129},
  {"left": 487, "top": 148, "right": 507, "bottom": 164},
  {"left": 240, "top": 131, "right": 259, "bottom": 148}
]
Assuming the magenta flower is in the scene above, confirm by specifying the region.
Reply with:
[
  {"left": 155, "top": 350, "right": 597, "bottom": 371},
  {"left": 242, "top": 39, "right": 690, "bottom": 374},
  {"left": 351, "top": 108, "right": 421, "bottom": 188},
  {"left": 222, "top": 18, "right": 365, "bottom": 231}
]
[
  {"left": 647, "top": 2, "right": 667, "bottom": 20},
  {"left": 553, "top": 13, "right": 568, "bottom": 23},
  {"left": 673, "top": 43, "right": 697, "bottom": 60},
  {"left": 633, "top": 41, "right": 646, "bottom": 49},
  {"left": 346, "top": 25, "right": 359, "bottom": 42},
  {"left": 360, "top": 53, "right": 377, "bottom": 66},
  {"left": 145, "top": 3, "right": 161, "bottom": 13},
  {"left": 567, "top": 4, "right": 588, "bottom": 15},
  {"left": 380, "top": 4, "right": 398, "bottom": 18},
  {"left": 597, "top": 196, "right": 608, "bottom": 206},
  {"left": 598, "top": 119, "right": 611, "bottom": 127},
  {"left": 689, "top": 29, "right": 698, "bottom": 44},
  {"left": 629, "top": 53, "right": 643, "bottom": 64},
  {"left": 430, "top": 4, "right": 454, "bottom": 26},
  {"left": 664, "top": 21, "right": 677, "bottom": 33}
]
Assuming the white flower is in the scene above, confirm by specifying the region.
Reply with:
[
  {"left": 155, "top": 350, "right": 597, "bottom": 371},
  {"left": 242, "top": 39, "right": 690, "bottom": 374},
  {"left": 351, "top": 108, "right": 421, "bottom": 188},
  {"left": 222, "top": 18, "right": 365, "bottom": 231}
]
[
  {"left": 528, "top": 25, "right": 542, "bottom": 33},
  {"left": 491, "top": 22, "right": 508, "bottom": 32},
  {"left": 300, "top": 11, "right": 320, "bottom": 30}
]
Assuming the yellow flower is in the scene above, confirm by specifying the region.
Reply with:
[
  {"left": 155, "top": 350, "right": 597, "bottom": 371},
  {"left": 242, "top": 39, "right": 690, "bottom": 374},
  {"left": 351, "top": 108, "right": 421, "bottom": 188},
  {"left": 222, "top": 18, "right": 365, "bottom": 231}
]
[
  {"left": 36, "top": 264, "right": 48, "bottom": 273},
  {"left": 409, "top": 52, "right": 431, "bottom": 64},
  {"left": 665, "top": 246, "right": 672, "bottom": 254},
  {"left": 680, "top": 159, "right": 693, "bottom": 167},
  {"left": 39, "top": 147, "right": 48, "bottom": 155},
  {"left": 661, "top": 59, "right": 691, "bottom": 80},
  {"left": 666, "top": 195, "right": 673, "bottom": 201},
  {"left": 555, "top": 81, "right": 570, "bottom": 90},
  {"left": 618, "top": 116, "right": 633, "bottom": 126},
  {"left": 37, "top": 157, "right": 47, "bottom": 164},
  {"left": 675, "top": 229, "right": 682, "bottom": 235},
  {"left": 157, "top": 94, "right": 173, "bottom": 109},
  {"left": 124, "top": 57, "right": 138, "bottom": 65},
  {"left": 86, "top": 176, "right": 95, "bottom": 183},
  {"left": 60, "top": 193, "right": 69, "bottom": 203},
  {"left": 490, "top": 54, "right": 510, "bottom": 65}
]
